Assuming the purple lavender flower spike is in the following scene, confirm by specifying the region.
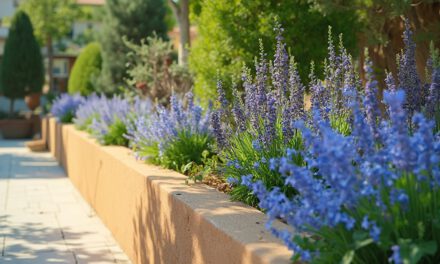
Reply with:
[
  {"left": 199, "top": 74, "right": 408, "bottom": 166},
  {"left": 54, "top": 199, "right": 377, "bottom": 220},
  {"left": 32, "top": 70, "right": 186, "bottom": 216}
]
[
  {"left": 211, "top": 110, "right": 227, "bottom": 149},
  {"left": 382, "top": 90, "right": 415, "bottom": 171},
  {"left": 262, "top": 92, "right": 277, "bottom": 145},
  {"left": 272, "top": 23, "right": 289, "bottom": 101},
  {"left": 216, "top": 79, "right": 228, "bottom": 109},
  {"left": 385, "top": 71, "right": 397, "bottom": 92},
  {"left": 255, "top": 40, "right": 268, "bottom": 117},
  {"left": 398, "top": 18, "right": 422, "bottom": 116},
  {"left": 289, "top": 59, "right": 305, "bottom": 120},
  {"left": 231, "top": 85, "right": 246, "bottom": 132},
  {"left": 363, "top": 53, "right": 381, "bottom": 139},
  {"left": 426, "top": 67, "right": 440, "bottom": 118}
]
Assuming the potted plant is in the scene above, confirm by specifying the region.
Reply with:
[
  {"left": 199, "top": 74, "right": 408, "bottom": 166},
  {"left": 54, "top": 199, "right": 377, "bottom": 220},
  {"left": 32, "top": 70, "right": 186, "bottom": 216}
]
[
  {"left": 25, "top": 92, "right": 41, "bottom": 111},
  {"left": 0, "top": 10, "right": 44, "bottom": 139}
]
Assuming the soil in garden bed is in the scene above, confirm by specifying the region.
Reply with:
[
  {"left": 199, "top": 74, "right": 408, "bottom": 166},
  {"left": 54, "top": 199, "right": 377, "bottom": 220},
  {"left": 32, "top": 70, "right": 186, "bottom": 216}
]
[{"left": 202, "top": 175, "right": 231, "bottom": 193}]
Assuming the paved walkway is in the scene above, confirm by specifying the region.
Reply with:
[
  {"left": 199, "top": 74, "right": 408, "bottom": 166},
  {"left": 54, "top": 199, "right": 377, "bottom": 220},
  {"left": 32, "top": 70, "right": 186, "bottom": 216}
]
[{"left": 0, "top": 140, "right": 132, "bottom": 264}]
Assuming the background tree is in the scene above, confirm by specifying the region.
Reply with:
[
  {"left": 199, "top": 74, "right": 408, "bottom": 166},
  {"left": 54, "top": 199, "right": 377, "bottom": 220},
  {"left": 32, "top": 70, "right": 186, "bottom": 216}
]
[
  {"left": 309, "top": 0, "right": 440, "bottom": 83},
  {"left": 97, "top": 0, "right": 168, "bottom": 93},
  {"left": 168, "top": 0, "right": 190, "bottom": 65},
  {"left": 0, "top": 10, "right": 44, "bottom": 116},
  {"left": 20, "top": 0, "right": 79, "bottom": 92},
  {"left": 189, "top": 0, "right": 359, "bottom": 101},
  {"left": 68, "top": 42, "right": 102, "bottom": 96}
]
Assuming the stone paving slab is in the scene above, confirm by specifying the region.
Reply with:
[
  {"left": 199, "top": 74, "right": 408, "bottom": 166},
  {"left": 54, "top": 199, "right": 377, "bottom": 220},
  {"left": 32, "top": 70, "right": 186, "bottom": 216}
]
[{"left": 0, "top": 140, "right": 132, "bottom": 264}]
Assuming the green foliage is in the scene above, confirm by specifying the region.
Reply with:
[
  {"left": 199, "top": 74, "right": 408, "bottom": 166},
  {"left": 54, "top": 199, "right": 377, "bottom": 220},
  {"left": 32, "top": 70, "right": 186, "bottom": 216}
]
[
  {"left": 330, "top": 113, "right": 352, "bottom": 136},
  {"left": 181, "top": 151, "right": 222, "bottom": 183},
  {"left": 139, "top": 130, "right": 215, "bottom": 175},
  {"left": 68, "top": 42, "right": 102, "bottom": 95},
  {"left": 0, "top": 10, "right": 44, "bottom": 113},
  {"left": 224, "top": 119, "right": 303, "bottom": 207},
  {"left": 76, "top": 115, "right": 96, "bottom": 132},
  {"left": 189, "top": 0, "right": 359, "bottom": 101},
  {"left": 125, "top": 35, "right": 192, "bottom": 103},
  {"left": 60, "top": 112, "right": 75, "bottom": 123},
  {"left": 162, "top": 131, "right": 214, "bottom": 171},
  {"left": 97, "top": 0, "right": 168, "bottom": 93},
  {"left": 309, "top": 0, "right": 438, "bottom": 46},
  {"left": 101, "top": 119, "right": 128, "bottom": 146},
  {"left": 20, "top": 0, "right": 79, "bottom": 44}
]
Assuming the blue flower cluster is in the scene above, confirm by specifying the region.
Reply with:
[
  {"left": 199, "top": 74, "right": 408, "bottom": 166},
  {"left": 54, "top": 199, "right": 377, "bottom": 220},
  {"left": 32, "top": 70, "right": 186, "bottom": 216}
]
[
  {"left": 242, "top": 89, "right": 440, "bottom": 262},
  {"left": 127, "top": 92, "right": 211, "bottom": 160},
  {"left": 52, "top": 90, "right": 211, "bottom": 168},
  {"left": 89, "top": 96, "right": 131, "bottom": 140},
  {"left": 73, "top": 94, "right": 152, "bottom": 145},
  {"left": 74, "top": 94, "right": 103, "bottom": 130},
  {"left": 51, "top": 93, "right": 84, "bottom": 123},
  {"left": 225, "top": 20, "right": 440, "bottom": 263}
]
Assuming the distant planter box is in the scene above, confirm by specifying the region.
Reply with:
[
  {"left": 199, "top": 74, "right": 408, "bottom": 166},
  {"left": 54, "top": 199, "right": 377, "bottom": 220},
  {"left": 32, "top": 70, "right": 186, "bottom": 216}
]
[
  {"left": 47, "top": 117, "right": 292, "bottom": 264},
  {"left": 0, "top": 119, "right": 33, "bottom": 139}
]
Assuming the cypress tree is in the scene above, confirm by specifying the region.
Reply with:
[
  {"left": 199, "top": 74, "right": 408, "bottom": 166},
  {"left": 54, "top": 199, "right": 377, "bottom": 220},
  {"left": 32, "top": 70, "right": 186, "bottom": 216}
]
[
  {"left": 97, "top": 0, "right": 168, "bottom": 93},
  {"left": 0, "top": 10, "right": 44, "bottom": 116}
]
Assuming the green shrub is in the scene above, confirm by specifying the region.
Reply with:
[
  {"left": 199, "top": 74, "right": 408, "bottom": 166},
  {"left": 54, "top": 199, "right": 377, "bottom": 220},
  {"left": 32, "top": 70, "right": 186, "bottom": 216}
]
[
  {"left": 224, "top": 124, "right": 303, "bottom": 206},
  {"left": 101, "top": 118, "right": 128, "bottom": 146},
  {"left": 189, "top": 0, "right": 359, "bottom": 101},
  {"left": 124, "top": 35, "right": 192, "bottom": 104},
  {"left": 0, "top": 10, "right": 44, "bottom": 115},
  {"left": 160, "top": 131, "right": 214, "bottom": 172},
  {"left": 97, "top": 0, "right": 168, "bottom": 93},
  {"left": 68, "top": 42, "right": 102, "bottom": 95}
]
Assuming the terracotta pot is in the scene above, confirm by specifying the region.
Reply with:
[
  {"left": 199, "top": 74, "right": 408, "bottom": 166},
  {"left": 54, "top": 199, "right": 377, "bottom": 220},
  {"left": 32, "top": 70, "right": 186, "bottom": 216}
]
[
  {"left": 25, "top": 93, "right": 41, "bottom": 111},
  {"left": 0, "top": 119, "right": 33, "bottom": 139}
]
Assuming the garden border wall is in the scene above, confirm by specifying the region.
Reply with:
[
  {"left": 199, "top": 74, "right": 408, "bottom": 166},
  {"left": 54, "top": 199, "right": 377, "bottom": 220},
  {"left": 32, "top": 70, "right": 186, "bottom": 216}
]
[{"left": 47, "top": 118, "right": 292, "bottom": 264}]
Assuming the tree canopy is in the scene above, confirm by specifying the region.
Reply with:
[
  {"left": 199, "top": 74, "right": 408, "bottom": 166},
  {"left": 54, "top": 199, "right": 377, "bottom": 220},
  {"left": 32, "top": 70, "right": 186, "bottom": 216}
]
[
  {"left": 20, "top": 0, "right": 79, "bottom": 44},
  {"left": 189, "top": 0, "right": 359, "bottom": 101}
]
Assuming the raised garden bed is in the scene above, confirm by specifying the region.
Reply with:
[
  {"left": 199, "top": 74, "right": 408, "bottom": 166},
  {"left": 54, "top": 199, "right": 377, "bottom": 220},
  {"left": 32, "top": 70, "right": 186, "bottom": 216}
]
[{"left": 46, "top": 118, "right": 293, "bottom": 264}]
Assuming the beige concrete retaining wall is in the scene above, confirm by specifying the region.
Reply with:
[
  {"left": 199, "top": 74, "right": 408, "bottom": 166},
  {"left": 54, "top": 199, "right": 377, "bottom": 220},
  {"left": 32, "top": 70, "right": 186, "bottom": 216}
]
[{"left": 49, "top": 118, "right": 293, "bottom": 264}]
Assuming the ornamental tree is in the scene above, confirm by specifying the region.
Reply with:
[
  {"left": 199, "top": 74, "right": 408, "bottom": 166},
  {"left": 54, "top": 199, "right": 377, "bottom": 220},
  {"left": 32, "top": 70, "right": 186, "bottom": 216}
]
[
  {"left": 68, "top": 42, "right": 102, "bottom": 96},
  {"left": 0, "top": 10, "right": 44, "bottom": 116},
  {"left": 97, "top": 0, "right": 168, "bottom": 93}
]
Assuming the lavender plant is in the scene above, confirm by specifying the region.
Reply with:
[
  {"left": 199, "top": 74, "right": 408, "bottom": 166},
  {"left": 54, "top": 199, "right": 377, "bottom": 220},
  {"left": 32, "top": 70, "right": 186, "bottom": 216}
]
[
  {"left": 127, "top": 92, "right": 214, "bottom": 174},
  {"left": 89, "top": 96, "right": 131, "bottom": 145},
  {"left": 51, "top": 93, "right": 84, "bottom": 123},
  {"left": 74, "top": 93, "right": 104, "bottom": 131},
  {"left": 74, "top": 94, "right": 152, "bottom": 146},
  {"left": 215, "top": 19, "right": 438, "bottom": 209},
  {"left": 243, "top": 90, "right": 440, "bottom": 263},
  {"left": 213, "top": 24, "right": 353, "bottom": 206}
]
